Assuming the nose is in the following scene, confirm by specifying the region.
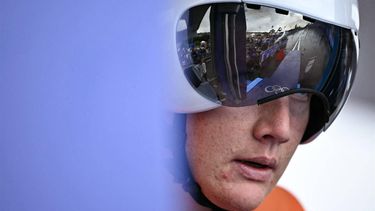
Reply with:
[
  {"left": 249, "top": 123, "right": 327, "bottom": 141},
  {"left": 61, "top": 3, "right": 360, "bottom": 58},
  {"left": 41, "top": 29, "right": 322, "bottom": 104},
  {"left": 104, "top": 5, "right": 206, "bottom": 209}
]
[{"left": 252, "top": 97, "right": 291, "bottom": 144}]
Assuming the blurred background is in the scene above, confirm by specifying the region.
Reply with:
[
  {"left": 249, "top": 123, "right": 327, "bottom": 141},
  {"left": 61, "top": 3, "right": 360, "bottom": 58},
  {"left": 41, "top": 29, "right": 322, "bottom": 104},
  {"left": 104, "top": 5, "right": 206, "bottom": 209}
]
[{"left": 279, "top": 0, "right": 375, "bottom": 210}]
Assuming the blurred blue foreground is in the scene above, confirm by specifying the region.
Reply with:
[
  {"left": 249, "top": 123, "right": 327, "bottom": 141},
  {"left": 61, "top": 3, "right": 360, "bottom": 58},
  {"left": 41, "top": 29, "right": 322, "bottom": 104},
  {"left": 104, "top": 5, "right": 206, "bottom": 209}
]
[{"left": 0, "top": 0, "right": 168, "bottom": 210}]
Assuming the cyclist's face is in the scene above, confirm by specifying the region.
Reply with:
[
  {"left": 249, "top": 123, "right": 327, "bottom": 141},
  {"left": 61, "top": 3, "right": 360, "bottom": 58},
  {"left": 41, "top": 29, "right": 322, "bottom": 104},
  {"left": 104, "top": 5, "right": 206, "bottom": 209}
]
[{"left": 185, "top": 95, "right": 310, "bottom": 211}]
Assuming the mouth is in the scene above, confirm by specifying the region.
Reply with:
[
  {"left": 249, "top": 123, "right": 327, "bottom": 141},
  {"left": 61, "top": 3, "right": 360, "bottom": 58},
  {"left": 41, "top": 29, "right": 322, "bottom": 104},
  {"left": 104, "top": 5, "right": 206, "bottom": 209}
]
[
  {"left": 235, "top": 157, "right": 277, "bottom": 170},
  {"left": 233, "top": 157, "right": 277, "bottom": 182},
  {"left": 236, "top": 160, "right": 272, "bottom": 169}
]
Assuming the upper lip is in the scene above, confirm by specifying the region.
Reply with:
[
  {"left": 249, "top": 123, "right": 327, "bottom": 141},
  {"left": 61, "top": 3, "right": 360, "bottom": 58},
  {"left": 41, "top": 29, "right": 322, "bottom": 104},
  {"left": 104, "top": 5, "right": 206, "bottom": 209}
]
[{"left": 234, "top": 156, "right": 277, "bottom": 169}]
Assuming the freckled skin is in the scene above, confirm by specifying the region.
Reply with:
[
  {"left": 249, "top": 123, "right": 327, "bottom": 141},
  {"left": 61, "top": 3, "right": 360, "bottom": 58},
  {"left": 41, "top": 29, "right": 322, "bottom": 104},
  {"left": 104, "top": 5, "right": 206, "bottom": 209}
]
[{"left": 185, "top": 95, "right": 310, "bottom": 211}]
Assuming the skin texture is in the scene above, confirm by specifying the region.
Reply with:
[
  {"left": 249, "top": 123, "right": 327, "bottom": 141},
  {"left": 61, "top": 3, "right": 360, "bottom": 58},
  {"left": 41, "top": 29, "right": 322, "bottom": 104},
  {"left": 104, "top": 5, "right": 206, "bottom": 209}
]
[{"left": 185, "top": 94, "right": 310, "bottom": 211}]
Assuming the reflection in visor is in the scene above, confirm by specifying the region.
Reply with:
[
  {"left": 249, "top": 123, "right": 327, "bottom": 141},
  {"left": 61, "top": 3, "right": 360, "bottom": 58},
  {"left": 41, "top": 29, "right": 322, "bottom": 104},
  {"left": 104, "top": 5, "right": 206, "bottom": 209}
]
[
  {"left": 176, "top": 3, "right": 357, "bottom": 142},
  {"left": 177, "top": 3, "right": 337, "bottom": 106}
]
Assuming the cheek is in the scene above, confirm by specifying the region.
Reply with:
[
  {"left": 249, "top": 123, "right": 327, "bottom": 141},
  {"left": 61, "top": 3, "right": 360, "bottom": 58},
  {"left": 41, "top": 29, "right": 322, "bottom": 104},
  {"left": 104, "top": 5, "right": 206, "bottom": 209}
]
[
  {"left": 185, "top": 112, "right": 251, "bottom": 166},
  {"left": 185, "top": 113, "right": 242, "bottom": 184},
  {"left": 290, "top": 104, "right": 310, "bottom": 141},
  {"left": 272, "top": 139, "right": 300, "bottom": 185},
  {"left": 185, "top": 114, "right": 220, "bottom": 177},
  {"left": 290, "top": 97, "right": 311, "bottom": 132},
  {"left": 185, "top": 111, "right": 241, "bottom": 153}
]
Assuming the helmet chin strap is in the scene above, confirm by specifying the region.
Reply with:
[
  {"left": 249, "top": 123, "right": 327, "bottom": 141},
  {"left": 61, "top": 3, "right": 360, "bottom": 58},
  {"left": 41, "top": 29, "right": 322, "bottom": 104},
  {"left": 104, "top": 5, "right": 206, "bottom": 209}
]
[{"left": 182, "top": 176, "right": 227, "bottom": 211}]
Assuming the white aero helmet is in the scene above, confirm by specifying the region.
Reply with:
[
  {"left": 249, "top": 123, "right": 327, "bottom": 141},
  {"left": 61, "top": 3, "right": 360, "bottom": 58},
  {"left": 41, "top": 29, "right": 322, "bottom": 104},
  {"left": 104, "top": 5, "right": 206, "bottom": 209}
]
[{"left": 166, "top": 0, "right": 360, "bottom": 143}]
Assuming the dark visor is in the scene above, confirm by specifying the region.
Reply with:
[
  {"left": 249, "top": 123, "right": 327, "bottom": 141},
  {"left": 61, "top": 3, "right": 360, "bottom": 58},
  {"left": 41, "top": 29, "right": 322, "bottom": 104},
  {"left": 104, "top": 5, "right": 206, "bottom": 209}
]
[{"left": 176, "top": 3, "right": 357, "bottom": 142}]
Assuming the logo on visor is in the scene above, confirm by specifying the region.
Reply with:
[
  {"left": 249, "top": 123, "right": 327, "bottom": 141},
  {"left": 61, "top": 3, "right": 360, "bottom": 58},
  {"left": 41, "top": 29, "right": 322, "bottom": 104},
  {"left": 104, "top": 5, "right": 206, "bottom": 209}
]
[{"left": 265, "top": 85, "right": 290, "bottom": 94}]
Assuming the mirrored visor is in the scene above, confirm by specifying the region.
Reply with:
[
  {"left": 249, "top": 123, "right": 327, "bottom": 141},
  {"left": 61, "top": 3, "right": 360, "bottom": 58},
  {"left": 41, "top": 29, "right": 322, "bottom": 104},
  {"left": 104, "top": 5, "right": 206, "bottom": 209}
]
[{"left": 176, "top": 3, "right": 351, "bottom": 107}]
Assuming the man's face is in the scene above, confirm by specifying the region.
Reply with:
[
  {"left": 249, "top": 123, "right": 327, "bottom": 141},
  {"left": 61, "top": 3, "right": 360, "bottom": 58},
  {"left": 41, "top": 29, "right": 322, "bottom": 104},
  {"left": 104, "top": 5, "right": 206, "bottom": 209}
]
[{"left": 185, "top": 95, "right": 310, "bottom": 211}]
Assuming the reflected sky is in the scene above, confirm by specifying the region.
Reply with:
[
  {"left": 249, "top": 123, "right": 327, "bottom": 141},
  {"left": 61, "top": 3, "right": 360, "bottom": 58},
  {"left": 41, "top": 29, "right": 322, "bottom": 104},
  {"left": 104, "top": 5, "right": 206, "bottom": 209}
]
[{"left": 197, "top": 5, "right": 309, "bottom": 33}]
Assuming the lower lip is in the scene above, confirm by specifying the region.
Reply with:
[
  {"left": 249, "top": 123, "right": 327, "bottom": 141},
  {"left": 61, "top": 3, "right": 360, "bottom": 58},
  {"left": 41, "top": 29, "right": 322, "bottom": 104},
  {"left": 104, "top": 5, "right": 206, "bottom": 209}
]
[{"left": 235, "top": 162, "right": 273, "bottom": 182}]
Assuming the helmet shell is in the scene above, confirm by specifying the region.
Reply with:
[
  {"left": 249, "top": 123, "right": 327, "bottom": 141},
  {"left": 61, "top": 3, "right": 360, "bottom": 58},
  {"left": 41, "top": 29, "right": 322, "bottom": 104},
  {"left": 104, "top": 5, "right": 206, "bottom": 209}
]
[{"left": 165, "top": 0, "right": 359, "bottom": 113}]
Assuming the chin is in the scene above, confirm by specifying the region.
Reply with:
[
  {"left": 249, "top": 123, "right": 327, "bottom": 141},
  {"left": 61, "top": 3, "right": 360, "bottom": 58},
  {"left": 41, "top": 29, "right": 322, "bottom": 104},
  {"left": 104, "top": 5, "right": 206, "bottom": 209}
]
[{"left": 201, "top": 181, "right": 270, "bottom": 211}]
